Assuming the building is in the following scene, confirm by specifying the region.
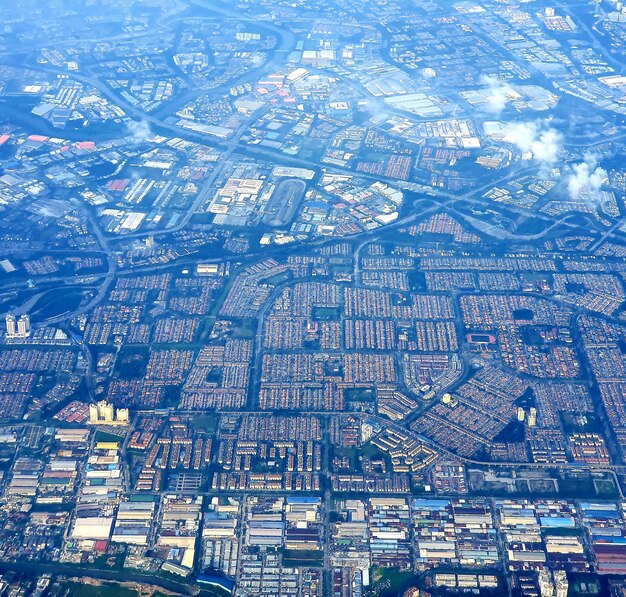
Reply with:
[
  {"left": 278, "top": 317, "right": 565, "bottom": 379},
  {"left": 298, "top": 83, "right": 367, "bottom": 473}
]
[
  {"left": 5, "top": 313, "right": 30, "bottom": 338},
  {"left": 538, "top": 569, "right": 554, "bottom": 596},
  {"left": 5, "top": 314, "right": 15, "bottom": 337},
  {"left": 17, "top": 314, "right": 30, "bottom": 337},
  {"left": 112, "top": 501, "right": 155, "bottom": 545},
  {"left": 71, "top": 517, "right": 114, "bottom": 540},
  {"left": 554, "top": 571, "right": 568, "bottom": 597},
  {"left": 89, "top": 400, "right": 129, "bottom": 425},
  {"left": 196, "top": 263, "right": 219, "bottom": 275}
]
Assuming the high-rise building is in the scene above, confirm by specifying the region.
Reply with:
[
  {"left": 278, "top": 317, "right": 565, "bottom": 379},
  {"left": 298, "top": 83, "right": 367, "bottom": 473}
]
[
  {"left": 527, "top": 407, "right": 537, "bottom": 427},
  {"left": 89, "top": 400, "right": 129, "bottom": 425},
  {"left": 6, "top": 314, "right": 30, "bottom": 339},
  {"left": 538, "top": 569, "right": 554, "bottom": 597},
  {"left": 5, "top": 314, "right": 16, "bottom": 338},
  {"left": 554, "top": 571, "right": 568, "bottom": 597},
  {"left": 17, "top": 314, "right": 30, "bottom": 338}
]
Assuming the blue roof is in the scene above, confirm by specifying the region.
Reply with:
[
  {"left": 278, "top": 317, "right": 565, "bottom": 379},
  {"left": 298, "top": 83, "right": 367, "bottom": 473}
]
[
  {"left": 540, "top": 517, "right": 575, "bottom": 527},
  {"left": 287, "top": 496, "right": 319, "bottom": 504}
]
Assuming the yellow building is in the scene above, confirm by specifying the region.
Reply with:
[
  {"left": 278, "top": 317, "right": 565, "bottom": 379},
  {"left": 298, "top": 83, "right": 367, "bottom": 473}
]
[{"left": 89, "top": 400, "right": 129, "bottom": 426}]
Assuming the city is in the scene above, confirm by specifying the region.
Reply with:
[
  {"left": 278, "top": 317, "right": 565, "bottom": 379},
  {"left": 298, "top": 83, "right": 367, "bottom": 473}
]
[{"left": 1, "top": 0, "right": 626, "bottom": 596}]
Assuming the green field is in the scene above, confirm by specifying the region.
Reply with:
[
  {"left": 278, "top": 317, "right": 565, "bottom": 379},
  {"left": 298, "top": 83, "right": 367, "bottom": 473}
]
[
  {"left": 369, "top": 567, "right": 419, "bottom": 597},
  {"left": 94, "top": 430, "right": 125, "bottom": 444},
  {"left": 282, "top": 549, "right": 324, "bottom": 567},
  {"left": 191, "top": 413, "right": 219, "bottom": 433}
]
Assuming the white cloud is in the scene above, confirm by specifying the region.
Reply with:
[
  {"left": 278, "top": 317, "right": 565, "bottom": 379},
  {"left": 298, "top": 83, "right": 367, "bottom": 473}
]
[
  {"left": 126, "top": 120, "right": 152, "bottom": 144},
  {"left": 567, "top": 154, "right": 607, "bottom": 200},
  {"left": 531, "top": 128, "right": 561, "bottom": 167},
  {"left": 480, "top": 75, "right": 516, "bottom": 115},
  {"left": 502, "top": 120, "right": 562, "bottom": 170}
]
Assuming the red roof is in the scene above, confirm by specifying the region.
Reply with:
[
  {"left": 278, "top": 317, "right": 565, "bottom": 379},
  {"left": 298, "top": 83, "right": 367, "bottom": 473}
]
[{"left": 93, "top": 540, "right": 108, "bottom": 552}]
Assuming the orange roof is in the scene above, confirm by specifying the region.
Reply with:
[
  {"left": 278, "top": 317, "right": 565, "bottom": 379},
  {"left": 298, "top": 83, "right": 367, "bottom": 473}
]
[{"left": 27, "top": 135, "right": 49, "bottom": 142}]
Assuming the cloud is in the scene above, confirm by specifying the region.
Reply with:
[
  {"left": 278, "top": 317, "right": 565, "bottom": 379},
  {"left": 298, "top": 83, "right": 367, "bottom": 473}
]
[
  {"left": 503, "top": 120, "right": 562, "bottom": 170},
  {"left": 481, "top": 75, "right": 516, "bottom": 115},
  {"left": 567, "top": 154, "right": 607, "bottom": 200},
  {"left": 531, "top": 128, "right": 561, "bottom": 167},
  {"left": 250, "top": 53, "right": 266, "bottom": 67},
  {"left": 126, "top": 120, "right": 152, "bottom": 144}
]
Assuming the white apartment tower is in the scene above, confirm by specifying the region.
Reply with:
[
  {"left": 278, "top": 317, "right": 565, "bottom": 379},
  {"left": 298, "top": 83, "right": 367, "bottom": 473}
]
[
  {"left": 5, "top": 314, "right": 16, "bottom": 338},
  {"left": 5, "top": 314, "right": 30, "bottom": 339},
  {"left": 89, "top": 400, "right": 129, "bottom": 426},
  {"left": 17, "top": 314, "right": 30, "bottom": 338}
]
